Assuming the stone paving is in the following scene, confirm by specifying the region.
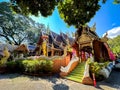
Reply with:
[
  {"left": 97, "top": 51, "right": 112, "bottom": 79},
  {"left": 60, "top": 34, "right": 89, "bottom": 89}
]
[{"left": 0, "top": 69, "right": 120, "bottom": 90}]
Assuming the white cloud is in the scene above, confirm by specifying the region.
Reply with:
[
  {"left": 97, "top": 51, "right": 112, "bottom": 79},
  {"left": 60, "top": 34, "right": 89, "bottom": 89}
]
[{"left": 103, "top": 27, "right": 120, "bottom": 38}]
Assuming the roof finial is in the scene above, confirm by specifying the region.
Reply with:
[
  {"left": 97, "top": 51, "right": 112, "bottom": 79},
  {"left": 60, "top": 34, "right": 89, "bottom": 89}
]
[
  {"left": 66, "top": 31, "right": 70, "bottom": 37},
  {"left": 90, "top": 22, "right": 96, "bottom": 32},
  {"left": 54, "top": 36, "right": 57, "bottom": 41},
  {"left": 72, "top": 32, "right": 75, "bottom": 38},
  {"left": 46, "top": 24, "right": 50, "bottom": 34},
  {"left": 100, "top": 32, "right": 109, "bottom": 42}
]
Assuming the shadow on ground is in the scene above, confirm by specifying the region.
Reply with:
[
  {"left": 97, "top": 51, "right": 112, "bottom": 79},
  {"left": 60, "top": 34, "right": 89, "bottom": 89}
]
[
  {"left": 53, "top": 83, "right": 69, "bottom": 90},
  {"left": 0, "top": 73, "right": 70, "bottom": 90},
  {"left": 0, "top": 73, "right": 21, "bottom": 79},
  {"left": 97, "top": 69, "right": 120, "bottom": 90}
]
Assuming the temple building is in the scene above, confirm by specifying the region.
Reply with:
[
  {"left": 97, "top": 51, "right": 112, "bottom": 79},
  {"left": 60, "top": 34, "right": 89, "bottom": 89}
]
[
  {"left": 74, "top": 25, "right": 111, "bottom": 62},
  {"left": 34, "top": 30, "right": 74, "bottom": 56},
  {"left": 34, "top": 24, "right": 113, "bottom": 62}
]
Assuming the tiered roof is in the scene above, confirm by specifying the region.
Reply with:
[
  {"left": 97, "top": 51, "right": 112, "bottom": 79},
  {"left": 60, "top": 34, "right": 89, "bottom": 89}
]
[{"left": 37, "top": 31, "right": 74, "bottom": 51}]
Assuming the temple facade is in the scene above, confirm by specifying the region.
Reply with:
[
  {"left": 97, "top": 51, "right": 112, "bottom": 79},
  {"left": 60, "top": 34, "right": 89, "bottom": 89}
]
[
  {"left": 74, "top": 25, "right": 110, "bottom": 62},
  {"left": 34, "top": 31, "right": 74, "bottom": 57}
]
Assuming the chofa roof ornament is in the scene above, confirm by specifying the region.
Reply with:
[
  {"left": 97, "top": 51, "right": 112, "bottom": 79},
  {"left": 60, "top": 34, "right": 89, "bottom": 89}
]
[
  {"left": 100, "top": 32, "right": 109, "bottom": 42},
  {"left": 90, "top": 23, "right": 96, "bottom": 32}
]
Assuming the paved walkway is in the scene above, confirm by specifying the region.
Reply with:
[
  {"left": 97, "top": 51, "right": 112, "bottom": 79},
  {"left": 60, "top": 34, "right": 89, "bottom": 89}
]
[{"left": 0, "top": 69, "right": 120, "bottom": 90}]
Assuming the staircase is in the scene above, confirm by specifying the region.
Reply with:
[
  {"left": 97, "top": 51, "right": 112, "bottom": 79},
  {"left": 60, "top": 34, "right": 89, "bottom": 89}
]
[{"left": 65, "top": 62, "right": 85, "bottom": 83}]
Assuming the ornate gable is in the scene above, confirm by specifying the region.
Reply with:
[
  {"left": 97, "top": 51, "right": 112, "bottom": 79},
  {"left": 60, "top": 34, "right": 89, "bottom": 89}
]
[{"left": 78, "top": 33, "right": 92, "bottom": 44}]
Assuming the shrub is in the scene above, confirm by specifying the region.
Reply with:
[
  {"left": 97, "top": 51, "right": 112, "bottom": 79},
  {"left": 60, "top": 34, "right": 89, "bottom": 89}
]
[
  {"left": 40, "top": 60, "right": 53, "bottom": 73},
  {"left": 6, "top": 60, "right": 24, "bottom": 73},
  {"left": 6, "top": 59, "right": 53, "bottom": 74},
  {"left": 89, "top": 61, "right": 109, "bottom": 81},
  {"left": 15, "top": 60, "right": 24, "bottom": 71},
  {"left": 6, "top": 61, "right": 18, "bottom": 73},
  {"left": 22, "top": 59, "right": 39, "bottom": 73},
  {"left": 22, "top": 59, "right": 53, "bottom": 74}
]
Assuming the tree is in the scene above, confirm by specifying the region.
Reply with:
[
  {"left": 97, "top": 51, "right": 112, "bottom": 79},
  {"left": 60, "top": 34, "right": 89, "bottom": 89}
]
[
  {"left": 113, "top": 0, "right": 120, "bottom": 4},
  {"left": 0, "top": 2, "right": 30, "bottom": 45},
  {"left": 108, "top": 35, "right": 120, "bottom": 54},
  {"left": 0, "top": 2, "right": 45, "bottom": 45},
  {"left": 10, "top": 0, "right": 60, "bottom": 16},
  {"left": 10, "top": 0, "right": 106, "bottom": 27},
  {"left": 58, "top": 0, "right": 100, "bottom": 27},
  {"left": 26, "top": 23, "right": 46, "bottom": 45}
]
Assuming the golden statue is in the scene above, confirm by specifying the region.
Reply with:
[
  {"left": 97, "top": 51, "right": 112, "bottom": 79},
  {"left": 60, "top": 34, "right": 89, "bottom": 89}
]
[
  {"left": 42, "top": 39, "right": 47, "bottom": 56},
  {"left": 0, "top": 47, "right": 10, "bottom": 66}
]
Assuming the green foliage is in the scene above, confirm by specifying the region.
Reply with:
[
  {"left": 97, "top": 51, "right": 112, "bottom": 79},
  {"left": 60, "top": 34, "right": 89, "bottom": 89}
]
[
  {"left": 10, "top": 0, "right": 106, "bottom": 28},
  {"left": 58, "top": 0, "right": 101, "bottom": 27},
  {"left": 21, "top": 59, "right": 53, "bottom": 73},
  {"left": 113, "top": 0, "right": 120, "bottom": 4},
  {"left": 89, "top": 62, "right": 108, "bottom": 75},
  {"left": 108, "top": 35, "right": 120, "bottom": 54},
  {"left": 99, "top": 57, "right": 108, "bottom": 63},
  {"left": 6, "top": 59, "right": 53, "bottom": 74},
  {"left": 6, "top": 60, "right": 24, "bottom": 72},
  {"left": 10, "top": 0, "right": 59, "bottom": 16},
  {"left": 89, "top": 61, "right": 109, "bottom": 81},
  {"left": 22, "top": 60, "right": 39, "bottom": 73},
  {"left": 0, "top": 2, "right": 45, "bottom": 45},
  {"left": 6, "top": 61, "right": 16, "bottom": 69},
  {"left": 6, "top": 61, "right": 18, "bottom": 72},
  {"left": 42, "top": 60, "right": 53, "bottom": 73}
]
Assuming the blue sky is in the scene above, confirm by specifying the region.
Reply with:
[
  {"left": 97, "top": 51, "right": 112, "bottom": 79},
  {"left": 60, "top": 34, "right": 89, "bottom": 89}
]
[
  {"left": 1, "top": 0, "right": 120, "bottom": 38},
  {"left": 30, "top": 7, "right": 76, "bottom": 35},
  {"left": 88, "top": 0, "right": 120, "bottom": 38}
]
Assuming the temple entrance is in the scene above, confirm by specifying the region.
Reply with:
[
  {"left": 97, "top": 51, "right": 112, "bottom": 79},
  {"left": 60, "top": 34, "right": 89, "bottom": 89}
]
[
  {"left": 81, "top": 46, "right": 92, "bottom": 54},
  {"left": 80, "top": 46, "right": 92, "bottom": 62}
]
